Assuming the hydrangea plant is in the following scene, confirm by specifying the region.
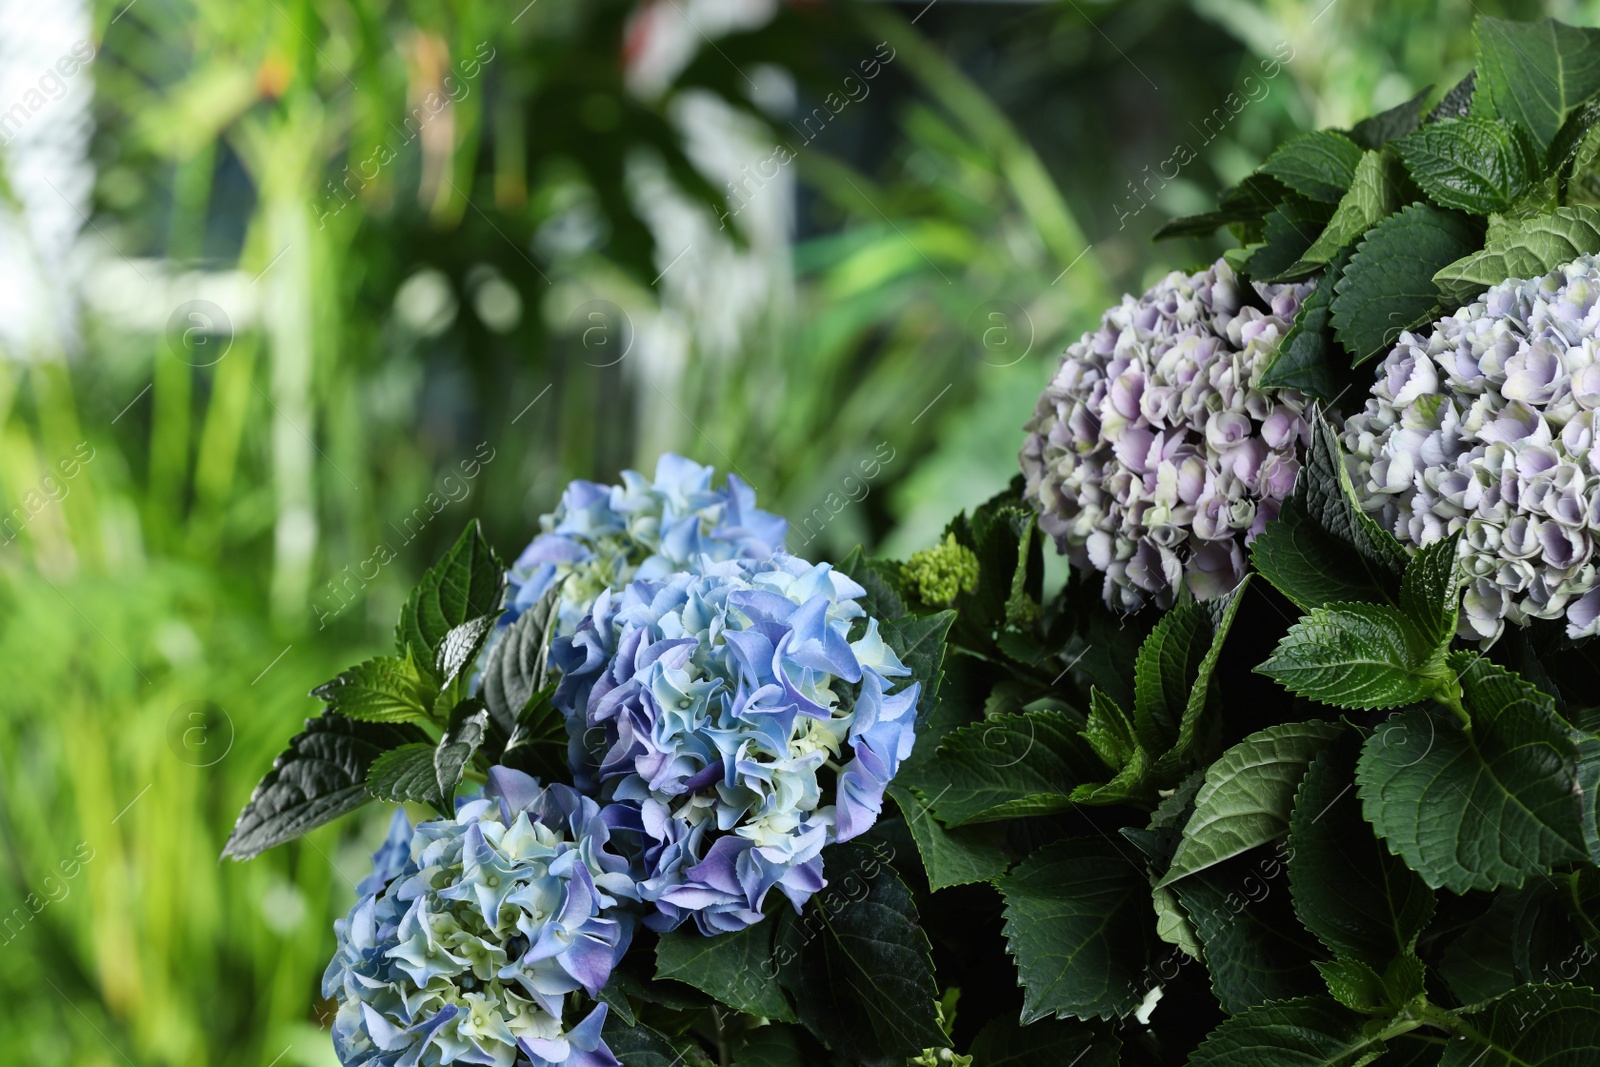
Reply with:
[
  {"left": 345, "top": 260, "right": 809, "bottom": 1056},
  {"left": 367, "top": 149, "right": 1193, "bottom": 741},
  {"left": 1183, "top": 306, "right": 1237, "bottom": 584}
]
[
  {"left": 502, "top": 454, "right": 787, "bottom": 638},
  {"left": 322, "top": 772, "right": 633, "bottom": 1067},
  {"left": 1020, "top": 258, "right": 1313, "bottom": 611},
  {"left": 1345, "top": 254, "right": 1600, "bottom": 641},
  {"left": 550, "top": 554, "right": 919, "bottom": 934}
]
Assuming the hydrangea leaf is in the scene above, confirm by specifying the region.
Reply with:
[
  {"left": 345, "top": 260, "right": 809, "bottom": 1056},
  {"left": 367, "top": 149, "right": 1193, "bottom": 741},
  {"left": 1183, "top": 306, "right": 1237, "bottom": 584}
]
[
  {"left": 655, "top": 922, "right": 796, "bottom": 1022},
  {"left": 838, "top": 546, "right": 909, "bottom": 621},
  {"left": 1153, "top": 579, "right": 1249, "bottom": 776},
  {"left": 879, "top": 610, "right": 956, "bottom": 712},
  {"left": 997, "top": 837, "right": 1152, "bottom": 1022},
  {"left": 1289, "top": 744, "right": 1434, "bottom": 968},
  {"left": 434, "top": 614, "right": 496, "bottom": 696},
  {"left": 1330, "top": 201, "right": 1483, "bottom": 362},
  {"left": 1432, "top": 72, "right": 1478, "bottom": 122},
  {"left": 1395, "top": 116, "right": 1538, "bottom": 214},
  {"left": 920, "top": 709, "right": 1105, "bottom": 826},
  {"left": 775, "top": 843, "right": 945, "bottom": 1065},
  {"left": 1153, "top": 173, "right": 1288, "bottom": 240},
  {"left": 1287, "top": 152, "right": 1407, "bottom": 273},
  {"left": 1132, "top": 604, "right": 1211, "bottom": 755},
  {"left": 396, "top": 520, "right": 505, "bottom": 686},
  {"left": 1439, "top": 877, "right": 1600, "bottom": 1007},
  {"left": 1158, "top": 721, "right": 1343, "bottom": 886},
  {"left": 1173, "top": 862, "right": 1326, "bottom": 1014},
  {"left": 1433, "top": 206, "right": 1600, "bottom": 305},
  {"left": 1398, "top": 531, "right": 1463, "bottom": 650},
  {"left": 889, "top": 784, "right": 1010, "bottom": 891},
  {"left": 1247, "top": 197, "right": 1336, "bottom": 280},
  {"left": 1260, "top": 256, "right": 1345, "bottom": 401},
  {"left": 1357, "top": 656, "right": 1587, "bottom": 892},
  {"left": 434, "top": 698, "right": 489, "bottom": 805},
  {"left": 602, "top": 1018, "right": 715, "bottom": 1067},
  {"left": 1348, "top": 87, "right": 1431, "bottom": 150},
  {"left": 1473, "top": 16, "right": 1600, "bottom": 156},
  {"left": 480, "top": 582, "right": 560, "bottom": 734},
  {"left": 731, "top": 1024, "right": 827, "bottom": 1067},
  {"left": 1315, "top": 958, "right": 1389, "bottom": 1013},
  {"left": 223, "top": 713, "right": 428, "bottom": 859},
  {"left": 365, "top": 742, "right": 447, "bottom": 813},
  {"left": 310, "top": 654, "right": 434, "bottom": 724},
  {"left": 1257, "top": 603, "right": 1448, "bottom": 710},
  {"left": 1250, "top": 417, "right": 1408, "bottom": 612},
  {"left": 1442, "top": 985, "right": 1600, "bottom": 1065},
  {"left": 1185, "top": 996, "right": 1382, "bottom": 1066},
  {"left": 966, "top": 1015, "right": 1121, "bottom": 1066},
  {"left": 1151, "top": 884, "right": 1202, "bottom": 959},
  {"left": 1260, "top": 131, "right": 1367, "bottom": 203}
]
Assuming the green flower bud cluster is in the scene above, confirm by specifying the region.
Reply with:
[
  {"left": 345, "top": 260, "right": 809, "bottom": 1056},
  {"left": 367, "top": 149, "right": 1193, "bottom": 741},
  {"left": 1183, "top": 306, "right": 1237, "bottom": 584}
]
[{"left": 904, "top": 533, "right": 980, "bottom": 606}]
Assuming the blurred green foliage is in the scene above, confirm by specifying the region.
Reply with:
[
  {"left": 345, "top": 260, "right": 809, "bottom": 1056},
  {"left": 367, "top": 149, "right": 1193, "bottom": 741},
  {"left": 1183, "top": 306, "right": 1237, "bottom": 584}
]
[{"left": 1, "top": 0, "right": 1596, "bottom": 1063}]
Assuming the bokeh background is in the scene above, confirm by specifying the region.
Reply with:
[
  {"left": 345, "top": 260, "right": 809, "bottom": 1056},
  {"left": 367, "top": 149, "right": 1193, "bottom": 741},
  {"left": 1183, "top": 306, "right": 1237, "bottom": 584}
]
[{"left": 0, "top": 0, "right": 1593, "bottom": 1063}]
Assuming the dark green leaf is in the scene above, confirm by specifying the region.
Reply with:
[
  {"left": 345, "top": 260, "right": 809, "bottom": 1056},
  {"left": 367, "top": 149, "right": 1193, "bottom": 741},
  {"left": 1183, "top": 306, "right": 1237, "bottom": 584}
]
[
  {"left": 1153, "top": 174, "right": 1287, "bottom": 240},
  {"left": 365, "top": 743, "right": 446, "bottom": 813},
  {"left": 480, "top": 583, "right": 560, "bottom": 735},
  {"left": 1399, "top": 531, "right": 1463, "bottom": 650},
  {"left": 310, "top": 654, "right": 434, "bottom": 724},
  {"left": 1250, "top": 417, "right": 1409, "bottom": 612},
  {"left": 889, "top": 783, "right": 1010, "bottom": 891},
  {"left": 1315, "top": 957, "right": 1389, "bottom": 1013},
  {"left": 1473, "top": 16, "right": 1600, "bottom": 155},
  {"left": 1257, "top": 603, "right": 1447, "bottom": 710},
  {"left": 1433, "top": 207, "right": 1600, "bottom": 305},
  {"left": 1249, "top": 198, "right": 1336, "bottom": 280},
  {"left": 602, "top": 1017, "right": 713, "bottom": 1067},
  {"left": 655, "top": 922, "right": 795, "bottom": 1021},
  {"left": 776, "top": 843, "right": 944, "bottom": 1066},
  {"left": 434, "top": 698, "right": 489, "bottom": 806},
  {"left": 880, "top": 610, "right": 955, "bottom": 715},
  {"left": 1287, "top": 153, "right": 1407, "bottom": 274},
  {"left": 731, "top": 1024, "right": 826, "bottom": 1067},
  {"left": 1185, "top": 996, "right": 1381, "bottom": 1066},
  {"left": 223, "top": 713, "right": 428, "bottom": 860},
  {"left": 395, "top": 520, "right": 505, "bottom": 685},
  {"left": 1261, "top": 258, "right": 1344, "bottom": 401},
  {"left": 1443, "top": 984, "right": 1600, "bottom": 1065},
  {"left": 1357, "top": 656, "right": 1586, "bottom": 892},
  {"left": 1289, "top": 744, "right": 1434, "bottom": 968},
  {"left": 1133, "top": 605, "right": 1211, "bottom": 755},
  {"left": 997, "top": 837, "right": 1152, "bottom": 1022},
  {"left": 966, "top": 1015, "right": 1120, "bottom": 1066},
  {"left": 1330, "top": 202, "right": 1483, "bottom": 362},
  {"left": 838, "top": 546, "right": 908, "bottom": 621},
  {"left": 1396, "top": 117, "right": 1537, "bottom": 215},
  {"left": 920, "top": 709, "right": 1104, "bottom": 826},
  {"left": 1261, "top": 131, "right": 1367, "bottom": 203},
  {"left": 1349, "top": 88, "right": 1431, "bottom": 150},
  {"left": 1430, "top": 72, "right": 1477, "bottom": 123},
  {"left": 1159, "top": 720, "right": 1343, "bottom": 886}
]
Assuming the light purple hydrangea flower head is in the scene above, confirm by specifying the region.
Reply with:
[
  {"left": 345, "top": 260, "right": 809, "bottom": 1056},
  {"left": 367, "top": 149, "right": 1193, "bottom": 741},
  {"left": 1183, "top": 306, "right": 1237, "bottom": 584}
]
[
  {"left": 502, "top": 454, "right": 787, "bottom": 639},
  {"left": 1020, "top": 258, "right": 1313, "bottom": 611},
  {"left": 1345, "top": 254, "right": 1600, "bottom": 643},
  {"left": 550, "top": 554, "right": 918, "bottom": 936},
  {"left": 322, "top": 773, "right": 636, "bottom": 1067}
]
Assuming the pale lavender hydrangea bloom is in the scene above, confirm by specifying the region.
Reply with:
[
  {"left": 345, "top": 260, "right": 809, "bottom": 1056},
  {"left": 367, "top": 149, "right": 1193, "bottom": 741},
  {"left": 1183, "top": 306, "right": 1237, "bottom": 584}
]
[
  {"left": 1020, "top": 259, "right": 1312, "bottom": 610},
  {"left": 1345, "top": 255, "right": 1600, "bottom": 643}
]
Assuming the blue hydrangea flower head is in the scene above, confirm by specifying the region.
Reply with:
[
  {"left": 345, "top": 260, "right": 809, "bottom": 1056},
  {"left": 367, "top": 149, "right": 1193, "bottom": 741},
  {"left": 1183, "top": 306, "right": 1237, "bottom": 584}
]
[
  {"left": 550, "top": 554, "right": 920, "bottom": 935},
  {"left": 503, "top": 455, "right": 787, "bottom": 638},
  {"left": 322, "top": 771, "right": 636, "bottom": 1067}
]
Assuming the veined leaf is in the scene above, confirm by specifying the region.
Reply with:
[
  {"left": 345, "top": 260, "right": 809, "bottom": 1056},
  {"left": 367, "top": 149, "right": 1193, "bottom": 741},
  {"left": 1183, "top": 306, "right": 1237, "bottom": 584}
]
[
  {"left": 1357, "top": 656, "right": 1586, "bottom": 892},
  {"left": 1174, "top": 862, "right": 1324, "bottom": 1013},
  {"left": 1434, "top": 206, "right": 1600, "bottom": 305},
  {"left": 966, "top": 1015, "right": 1120, "bottom": 1066},
  {"left": 920, "top": 709, "right": 1104, "bottom": 826},
  {"left": 1248, "top": 198, "right": 1335, "bottom": 280},
  {"left": 1288, "top": 743, "right": 1434, "bottom": 968},
  {"left": 1396, "top": 117, "right": 1537, "bottom": 215},
  {"left": 1257, "top": 603, "right": 1448, "bottom": 710},
  {"left": 775, "top": 844, "right": 945, "bottom": 1066},
  {"left": 310, "top": 654, "right": 434, "bottom": 723},
  {"left": 1185, "top": 996, "right": 1381, "bottom": 1066},
  {"left": 1442, "top": 984, "right": 1600, "bottom": 1065},
  {"left": 1473, "top": 16, "right": 1600, "bottom": 156},
  {"left": 1330, "top": 202, "right": 1483, "bottom": 362},
  {"left": 1260, "top": 259, "right": 1345, "bottom": 402},
  {"left": 481, "top": 583, "right": 561, "bottom": 734},
  {"left": 1399, "top": 530, "right": 1463, "bottom": 649},
  {"left": 1160, "top": 720, "right": 1343, "bottom": 886},
  {"left": 434, "top": 698, "right": 489, "bottom": 806},
  {"left": 223, "top": 713, "right": 427, "bottom": 860},
  {"left": 1348, "top": 88, "right": 1430, "bottom": 150},
  {"left": 655, "top": 922, "right": 795, "bottom": 1021},
  {"left": 889, "top": 784, "right": 1010, "bottom": 891},
  {"left": 1250, "top": 417, "right": 1409, "bottom": 612},
  {"left": 396, "top": 520, "right": 505, "bottom": 685},
  {"left": 1289, "top": 152, "right": 1406, "bottom": 272},
  {"left": 366, "top": 743, "right": 446, "bottom": 813},
  {"left": 997, "top": 838, "right": 1152, "bottom": 1022},
  {"left": 1261, "top": 131, "right": 1366, "bottom": 203}
]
